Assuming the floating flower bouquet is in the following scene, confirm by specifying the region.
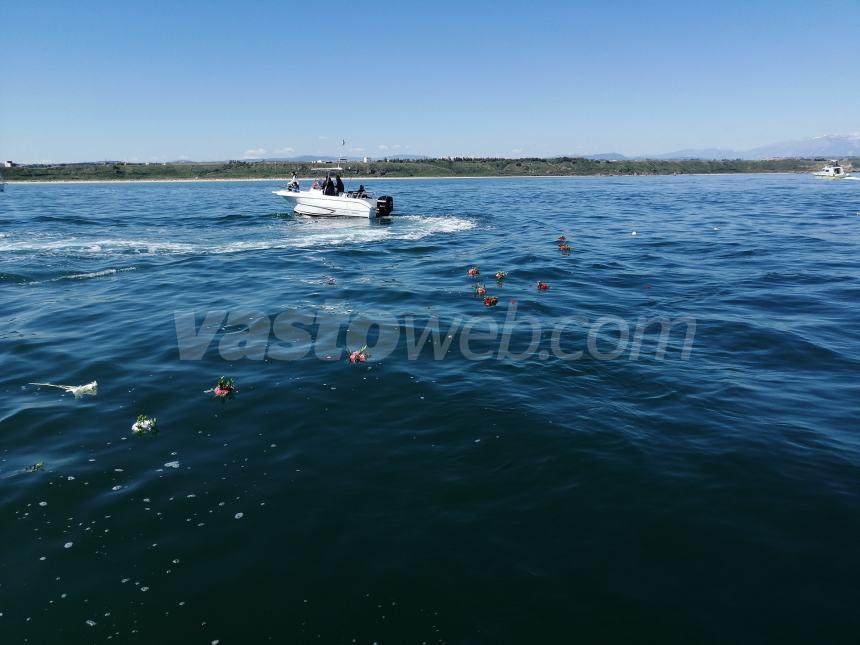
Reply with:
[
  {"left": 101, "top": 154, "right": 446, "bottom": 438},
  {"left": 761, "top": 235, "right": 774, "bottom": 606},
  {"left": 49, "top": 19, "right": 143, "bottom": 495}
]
[
  {"left": 467, "top": 266, "right": 480, "bottom": 277},
  {"left": 132, "top": 414, "right": 158, "bottom": 435},
  {"left": 484, "top": 295, "right": 498, "bottom": 307},
  {"left": 29, "top": 380, "right": 98, "bottom": 399},
  {"left": 474, "top": 284, "right": 487, "bottom": 297},
  {"left": 349, "top": 346, "right": 370, "bottom": 363},
  {"left": 537, "top": 282, "right": 550, "bottom": 291},
  {"left": 559, "top": 243, "right": 571, "bottom": 253},
  {"left": 212, "top": 376, "right": 236, "bottom": 400}
]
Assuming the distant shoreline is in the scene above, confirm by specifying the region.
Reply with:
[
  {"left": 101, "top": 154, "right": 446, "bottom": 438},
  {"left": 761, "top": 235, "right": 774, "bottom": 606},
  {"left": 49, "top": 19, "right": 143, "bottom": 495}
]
[
  {"left": 5, "top": 171, "right": 814, "bottom": 185},
  {"left": 3, "top": 156, "right": 847, "bottom": 184}
]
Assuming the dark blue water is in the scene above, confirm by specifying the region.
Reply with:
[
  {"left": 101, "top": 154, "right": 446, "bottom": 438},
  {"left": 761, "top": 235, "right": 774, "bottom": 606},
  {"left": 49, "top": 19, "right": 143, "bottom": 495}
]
[{"left": 1, "top": 175, "right": 859, "bottom": 644}]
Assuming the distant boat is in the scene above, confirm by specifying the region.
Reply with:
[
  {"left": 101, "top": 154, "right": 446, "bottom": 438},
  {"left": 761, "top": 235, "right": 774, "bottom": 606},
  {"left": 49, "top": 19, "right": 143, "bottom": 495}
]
[{"left": 812, "top": 160, "right": 847, "bottom": 179}]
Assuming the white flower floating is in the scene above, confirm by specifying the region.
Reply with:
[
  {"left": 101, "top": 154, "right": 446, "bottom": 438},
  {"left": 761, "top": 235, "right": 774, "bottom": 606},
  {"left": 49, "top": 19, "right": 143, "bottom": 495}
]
[
  {"left": 29, "top": 381, "right": 98, "bottom": 399},
  {"left": 132, "top": 414, "right": 158, "bottom": 435}
]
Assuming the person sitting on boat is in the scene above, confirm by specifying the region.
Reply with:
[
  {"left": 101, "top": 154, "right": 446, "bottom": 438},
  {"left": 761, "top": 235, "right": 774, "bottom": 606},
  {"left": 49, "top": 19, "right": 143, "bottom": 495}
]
[
  {"left": 311, "top": 179, "right": 320, "bottom": 190},
  {"left": 335, "top": 175, "right": 345, "bottom": 196},
  {"left": 323, "top": 176, "right": 337, "bottom": 196},
  {"left": 356, "top": 184, "right": 366, "bottom": 197},
  {"left": 287, "top": 173, "right": 300, "bottom": 192}
]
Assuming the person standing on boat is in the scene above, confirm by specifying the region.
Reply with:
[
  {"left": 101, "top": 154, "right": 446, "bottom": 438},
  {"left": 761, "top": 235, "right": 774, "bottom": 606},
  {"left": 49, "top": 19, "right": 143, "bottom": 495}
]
[
  {"left": 335, "top": 175, "right": 345, "bottom": 196},
  {"left": 287, "top": 172, "right": 300, "bottom": 192}
]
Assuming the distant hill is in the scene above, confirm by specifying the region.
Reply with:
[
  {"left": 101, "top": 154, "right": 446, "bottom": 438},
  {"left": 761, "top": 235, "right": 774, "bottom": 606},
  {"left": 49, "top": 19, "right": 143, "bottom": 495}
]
[
  {"left": 260, "top": 155, "right": 347, "bottom": 162},
  {"left": 649, "top": 134, "right": 860, "bottom": 160},
  {"left": 585, "top": 152, "right": 629, "bottom": 160},
  {"left": 274, "top": 155, "right": 339, "bottom": 162},
  {"left": 256, "top": 154, "right": 429, "bottom": 162},
  {"left": 650, "top": 148, "right": 740, "bottom": 160},
  {"left": 384, "top": 154, "right": 430, "bottom": 161},
  {"left": 746, "top": 134, "right": 860, "bottom": 159}
]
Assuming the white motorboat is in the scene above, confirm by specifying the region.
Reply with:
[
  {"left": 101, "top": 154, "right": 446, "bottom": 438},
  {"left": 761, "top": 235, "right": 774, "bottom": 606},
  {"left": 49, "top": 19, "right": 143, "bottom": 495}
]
[
  {"left": 812, "top": 160, "right": 847, "bottom": 179},
  {"left": 273, "top": 171, "right": 393, "bottom": 218}
]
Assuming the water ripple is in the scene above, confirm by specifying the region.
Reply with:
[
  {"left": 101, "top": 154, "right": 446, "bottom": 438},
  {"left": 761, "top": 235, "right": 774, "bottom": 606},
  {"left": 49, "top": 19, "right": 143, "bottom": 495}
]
[{"left": 1, "top": 175, "right": 859, "bottom": 643}]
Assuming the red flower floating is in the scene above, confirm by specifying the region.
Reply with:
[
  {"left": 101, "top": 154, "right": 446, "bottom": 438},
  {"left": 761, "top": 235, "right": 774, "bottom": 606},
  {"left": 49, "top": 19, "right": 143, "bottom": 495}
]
[
  {"left": 212, "top": 377, "right": 236, "bottom": 399},
  {"left": 474, "top": 284, "right": 487, "bottom": 297},
  {"left": 537, "top": 282, "right": 550, "bottom": 291},
  {"left": 467, "top": 266, "right": 480, "bottom": 277},
  {"left": 484, "top": 296, "right": 498, "bottom": 307},
  {"left": 559, "top": 243, "right": 571, "bottom": 252},
  {"left": 495, "top": 271, "right": 507, "bottom": 281},
  {"left": 557, "top": 235, "right": 567, "bottom": 242},
  {"left": 349, "top": 346, "right": 370, "bottom": 363}
]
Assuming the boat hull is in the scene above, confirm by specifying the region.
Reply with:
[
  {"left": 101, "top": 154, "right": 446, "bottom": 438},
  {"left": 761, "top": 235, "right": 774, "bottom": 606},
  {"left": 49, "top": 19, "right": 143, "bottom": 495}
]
[{"left": 273, "top": 190, "right": 377, "bottom": 218}]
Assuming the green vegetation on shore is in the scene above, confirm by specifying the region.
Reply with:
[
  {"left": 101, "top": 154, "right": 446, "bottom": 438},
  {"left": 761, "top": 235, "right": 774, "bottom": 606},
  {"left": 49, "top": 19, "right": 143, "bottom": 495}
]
[{"left": 4, "top": 157, "right": 855, "bottom": 182}]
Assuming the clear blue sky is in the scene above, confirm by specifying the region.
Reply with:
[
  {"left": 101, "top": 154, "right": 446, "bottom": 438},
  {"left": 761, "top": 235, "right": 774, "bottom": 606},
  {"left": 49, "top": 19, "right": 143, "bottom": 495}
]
[{"left": 2, "top": 0, "right": 858, "bottom": 163}]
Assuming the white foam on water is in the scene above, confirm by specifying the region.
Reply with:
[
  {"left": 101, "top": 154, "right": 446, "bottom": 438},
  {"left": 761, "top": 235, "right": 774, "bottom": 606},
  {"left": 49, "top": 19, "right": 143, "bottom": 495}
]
[
  {"left": 0, "top": 237, "right": 195, "bottom": 254},
  {"left": 0, "top": 216, "right": 477, "bottom": 258},
  {"left": 54, "top": 267, "right": 137, "bottom": 282},
  {"left": 24, "top": 267, "right": 137, "bottom": 285},
  {"left": 209, "top": 215, "right": 476, "bottom": 253},
  {"left": 398, "top": 214, "right": 478, "bottom": 235},
  {"left": 311, "top": 302, "right": 355, "bottom": 315}
]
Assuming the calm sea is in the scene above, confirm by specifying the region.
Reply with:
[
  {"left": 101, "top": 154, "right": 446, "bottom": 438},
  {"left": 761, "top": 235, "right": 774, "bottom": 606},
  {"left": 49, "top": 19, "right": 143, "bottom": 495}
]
[{"left": 1, "top": 175, "right": 859, "bottom": 644}]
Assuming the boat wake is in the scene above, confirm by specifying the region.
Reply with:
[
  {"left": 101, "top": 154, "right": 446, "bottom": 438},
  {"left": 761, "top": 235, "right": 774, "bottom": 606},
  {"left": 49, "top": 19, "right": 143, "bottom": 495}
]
[
  {"left": 279, "top": 215, "right": 476, "bottom": 250},
  {"left": 0, "top": 236, "right": 195, "bottom": 255},
  {"left": 0, "top": 215, "right": 477, "bottom": 258},
  {"left": 46, "top": 267, "right": 138, "bottom": 282},
  {"left": 5, "top": 267, "right": 140, "bottom": 285}
]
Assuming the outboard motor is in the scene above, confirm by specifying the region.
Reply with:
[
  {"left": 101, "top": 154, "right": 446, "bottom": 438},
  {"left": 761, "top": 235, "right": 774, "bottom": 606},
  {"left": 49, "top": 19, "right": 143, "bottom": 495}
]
[{"left": 376, "top": 196, "right": 394, "bottom": 217}]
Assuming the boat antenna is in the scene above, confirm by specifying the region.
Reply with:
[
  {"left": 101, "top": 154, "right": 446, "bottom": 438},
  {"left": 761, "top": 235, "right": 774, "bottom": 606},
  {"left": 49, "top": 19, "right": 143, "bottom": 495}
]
[{"left": 341, "top": 139, "right": 346, "bottom": 164}]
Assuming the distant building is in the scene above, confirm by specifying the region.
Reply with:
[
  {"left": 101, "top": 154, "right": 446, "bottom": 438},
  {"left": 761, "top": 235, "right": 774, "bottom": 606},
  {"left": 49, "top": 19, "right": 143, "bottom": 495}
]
[
  {"left": 363, "top": 156, "right": 372, "bottom": 163},
  {"left": 4, "top": 160, "right": 15, "bottom": 168}
]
